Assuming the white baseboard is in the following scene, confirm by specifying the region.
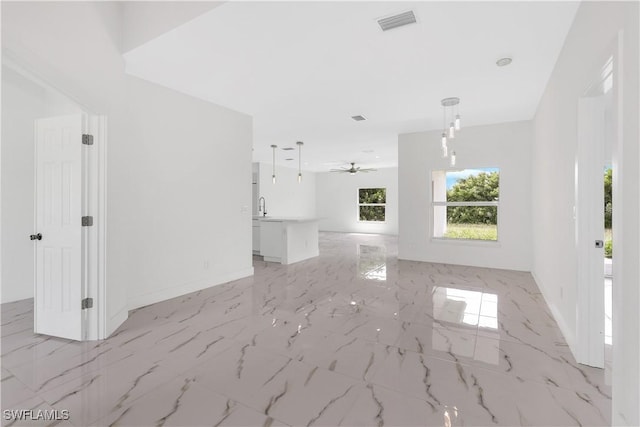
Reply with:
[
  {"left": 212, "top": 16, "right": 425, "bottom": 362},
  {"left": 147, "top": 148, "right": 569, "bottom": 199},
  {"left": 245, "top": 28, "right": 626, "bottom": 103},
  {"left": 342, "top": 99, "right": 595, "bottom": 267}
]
[
  {"left": 531, "top": 270, "right": 577, "bottom": 359},
  {"left": 319, "top": 228, "right": 398, "bottom": 236},
  {"left": 285, "top": 249, "right": 320, "bottom": 265},
  {"left": 398, "top": 251, "right": 530, "bottom": 273},
  {"left": 104, "top": 304, "right": 128, "bottom": 339},
  {"left": 1, "top": 293, "right": 35, "bottom": 304},
  {"left": 126, "top": 267, "right": 254, "bottom": 311}
]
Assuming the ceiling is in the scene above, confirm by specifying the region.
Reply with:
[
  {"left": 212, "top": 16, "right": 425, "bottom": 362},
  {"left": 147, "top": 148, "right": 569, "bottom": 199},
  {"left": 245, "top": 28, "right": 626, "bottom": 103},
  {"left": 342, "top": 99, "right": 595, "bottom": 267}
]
[{"left": 123, "top": 1, "right": 579, "bottom": 172}]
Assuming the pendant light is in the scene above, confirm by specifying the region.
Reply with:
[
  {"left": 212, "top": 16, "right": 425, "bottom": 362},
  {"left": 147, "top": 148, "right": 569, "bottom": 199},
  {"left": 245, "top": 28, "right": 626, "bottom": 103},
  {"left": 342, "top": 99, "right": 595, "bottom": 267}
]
[
  {"left": 271, "top": 144, "right": 277, "bottom": 183},
  {"left": 296, "top": 141, "right": 304, "bottom": 183},
  {"left": 441, "top": 104, "right": 448, "bottom": 156},
  {"left": 440, "top": 97, "right": 462, "bottom": 163},
  {"left": 441, "top": 132, "right": 448, "bottom": 159}
]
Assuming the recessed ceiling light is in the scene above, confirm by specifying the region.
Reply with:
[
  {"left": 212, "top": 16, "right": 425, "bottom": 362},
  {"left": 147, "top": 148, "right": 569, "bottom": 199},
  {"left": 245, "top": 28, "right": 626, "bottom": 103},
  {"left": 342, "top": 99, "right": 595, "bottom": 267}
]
[
  {"left": 282, "top": 147, "right": 295, "bottom": 151},
  {"left": 496, "top": 57, "right": 513, "bottom": 67},
  {"left": 351, "top": 115, "right": 366, "bottom": 122}
]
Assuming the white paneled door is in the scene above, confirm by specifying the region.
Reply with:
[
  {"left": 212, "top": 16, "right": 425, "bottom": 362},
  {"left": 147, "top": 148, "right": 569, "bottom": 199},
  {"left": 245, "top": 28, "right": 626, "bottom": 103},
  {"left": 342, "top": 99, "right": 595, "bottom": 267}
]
[{"left": 34, "top": 114, "right": 84, "bottom": 340}]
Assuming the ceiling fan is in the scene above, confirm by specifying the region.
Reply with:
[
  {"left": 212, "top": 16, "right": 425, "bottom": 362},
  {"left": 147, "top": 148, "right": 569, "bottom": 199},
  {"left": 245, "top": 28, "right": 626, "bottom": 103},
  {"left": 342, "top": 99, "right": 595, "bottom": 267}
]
[{"left": 330, "top": 162, "right": 377, "bottom": 175}]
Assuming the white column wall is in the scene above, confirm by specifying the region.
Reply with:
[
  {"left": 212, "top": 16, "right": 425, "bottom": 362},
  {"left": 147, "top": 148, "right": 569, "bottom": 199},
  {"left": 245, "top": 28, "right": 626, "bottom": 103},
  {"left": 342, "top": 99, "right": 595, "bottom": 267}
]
[{"left": 122, "top": 76, "right": 253, "bottom": 310}]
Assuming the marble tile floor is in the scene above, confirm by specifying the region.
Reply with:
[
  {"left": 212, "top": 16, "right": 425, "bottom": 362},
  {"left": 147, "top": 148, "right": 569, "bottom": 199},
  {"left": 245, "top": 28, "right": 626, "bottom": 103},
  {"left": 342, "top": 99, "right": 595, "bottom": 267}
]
[{"left": 1, "top": 232, "right": 611, "bottom": 426}]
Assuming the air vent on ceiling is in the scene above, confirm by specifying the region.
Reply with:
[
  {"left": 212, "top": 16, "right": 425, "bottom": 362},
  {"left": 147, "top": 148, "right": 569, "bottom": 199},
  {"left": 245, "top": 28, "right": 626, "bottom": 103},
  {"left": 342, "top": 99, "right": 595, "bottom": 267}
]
[
  {"left": 378, "top": 11, "right": 416, "bottom": 32},
  {"left": 282, "top": 147, "right": 295, "bottom": 151},
  {"left": 285, "top": 158, "right": 294, "bottom": 161},
  {"left": 351, "top": 115, "right": 367, "bottom": 121}
]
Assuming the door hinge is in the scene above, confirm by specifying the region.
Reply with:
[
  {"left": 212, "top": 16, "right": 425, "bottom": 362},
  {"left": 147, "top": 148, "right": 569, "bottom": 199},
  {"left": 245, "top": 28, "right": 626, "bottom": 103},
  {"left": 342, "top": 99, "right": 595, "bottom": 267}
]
[
  {"left": 82, "top": 134, "right": 94, "bottom": 145},
  {"left": 82, "top": 216, "right": 94, "bottom": 226},
  {"left": 81, "top": 298, "right": 93, "bottom": 309}
]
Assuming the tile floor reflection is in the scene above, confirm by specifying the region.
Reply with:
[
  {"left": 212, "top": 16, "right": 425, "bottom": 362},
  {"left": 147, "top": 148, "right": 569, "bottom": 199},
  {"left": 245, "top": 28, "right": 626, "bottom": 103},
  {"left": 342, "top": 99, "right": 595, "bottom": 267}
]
[{"left": 1, "top": 232, "right": 610, "bottom": 426}]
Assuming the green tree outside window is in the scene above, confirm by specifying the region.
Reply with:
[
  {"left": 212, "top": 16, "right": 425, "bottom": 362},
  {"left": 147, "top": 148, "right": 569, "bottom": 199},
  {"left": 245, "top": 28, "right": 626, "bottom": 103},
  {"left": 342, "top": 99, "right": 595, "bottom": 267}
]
[{"left": 359, "top": 188, "right": 386, "bottom": 221}]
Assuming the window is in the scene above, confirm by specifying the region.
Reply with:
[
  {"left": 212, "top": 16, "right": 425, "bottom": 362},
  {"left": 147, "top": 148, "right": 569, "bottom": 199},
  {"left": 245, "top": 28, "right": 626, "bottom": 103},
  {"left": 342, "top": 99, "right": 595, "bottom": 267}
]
[
  {"left": 432, "top": 168, "right": 499, "bottom": 241},
  {"left": 358, "top": 188, "right": 386, "bottom": 222}
]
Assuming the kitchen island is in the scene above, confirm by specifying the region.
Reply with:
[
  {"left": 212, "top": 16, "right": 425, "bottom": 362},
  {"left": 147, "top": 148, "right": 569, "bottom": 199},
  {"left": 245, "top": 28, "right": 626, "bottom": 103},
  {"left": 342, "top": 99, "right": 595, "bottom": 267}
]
[{"left": 253, "top": 217, "right": 319, "bottom": 264}]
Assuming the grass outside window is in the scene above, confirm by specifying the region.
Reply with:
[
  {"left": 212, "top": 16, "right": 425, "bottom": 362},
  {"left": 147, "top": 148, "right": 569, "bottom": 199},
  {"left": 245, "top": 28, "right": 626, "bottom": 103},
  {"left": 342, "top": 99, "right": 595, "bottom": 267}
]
[{"left": 443, "top": 223, "right": 498, "bottom": 241}]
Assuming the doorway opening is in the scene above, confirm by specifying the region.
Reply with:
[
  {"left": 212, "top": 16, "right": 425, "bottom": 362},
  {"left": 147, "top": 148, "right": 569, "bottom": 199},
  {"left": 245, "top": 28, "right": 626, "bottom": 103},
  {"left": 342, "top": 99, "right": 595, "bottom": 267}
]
[
  {"left": 575, "top": 53, "right": 615, "bottom": 370},
  {"left": 2, "top": 59, "right": 107, "bottom": 341}
]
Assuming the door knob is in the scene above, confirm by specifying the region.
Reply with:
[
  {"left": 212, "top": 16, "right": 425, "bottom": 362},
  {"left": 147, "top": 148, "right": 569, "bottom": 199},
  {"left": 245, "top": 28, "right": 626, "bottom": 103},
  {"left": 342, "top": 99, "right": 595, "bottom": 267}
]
[{"left": 30, "top": 233, "right": 42, "bottom": 241}]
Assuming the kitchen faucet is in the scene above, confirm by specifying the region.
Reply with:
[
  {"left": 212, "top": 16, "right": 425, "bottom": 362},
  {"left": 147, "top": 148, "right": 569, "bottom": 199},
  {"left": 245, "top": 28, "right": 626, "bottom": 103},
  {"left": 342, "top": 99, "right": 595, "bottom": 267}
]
[{"left": 258, "top": 197, "right": 267, "bottom": 216}]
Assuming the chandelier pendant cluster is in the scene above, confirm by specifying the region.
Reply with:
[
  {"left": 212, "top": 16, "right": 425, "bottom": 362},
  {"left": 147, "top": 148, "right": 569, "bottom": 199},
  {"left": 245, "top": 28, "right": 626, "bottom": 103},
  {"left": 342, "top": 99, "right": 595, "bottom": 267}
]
[{"left": 440, "top": 97, "right": 461, "bottom": 166}]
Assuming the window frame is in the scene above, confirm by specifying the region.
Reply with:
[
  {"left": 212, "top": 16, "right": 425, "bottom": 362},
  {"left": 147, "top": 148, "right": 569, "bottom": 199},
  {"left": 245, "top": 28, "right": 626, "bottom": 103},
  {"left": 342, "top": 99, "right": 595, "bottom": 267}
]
[
  {"left": 431, "top": 169, "right": 500, "bottom": 242},
  {"left": 357, "top": 187, "right": 387, "bottom": 223}
]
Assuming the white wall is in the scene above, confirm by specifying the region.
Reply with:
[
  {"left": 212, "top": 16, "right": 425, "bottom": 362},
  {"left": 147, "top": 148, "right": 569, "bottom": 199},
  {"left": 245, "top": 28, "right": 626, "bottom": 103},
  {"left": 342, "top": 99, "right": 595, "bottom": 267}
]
[
  {"left": 531, "top": 2, "right": 639, "bottom": 424},
  {"left": 398, "top": 121, "right": 532, "bottom": 272},
  {"left": 1, "top": 3, "right": 253, "bottom": 329},
  {"left": 122, "top": 76, "right": 253, "bottom": 309},
  {"left": 316, "top": 168, "right": 398, "bottom": 235},
  {"left": 256, "top": 163, "right": 316, "bottom": 218},
  {"left": 121, "top": 1, "right": 222, "bottom": 53}
]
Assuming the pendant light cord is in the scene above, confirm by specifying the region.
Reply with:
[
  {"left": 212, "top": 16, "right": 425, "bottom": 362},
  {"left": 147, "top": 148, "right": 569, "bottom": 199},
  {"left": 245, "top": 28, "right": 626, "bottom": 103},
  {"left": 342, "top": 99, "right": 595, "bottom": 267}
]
[{"left": 296, "top": 141, "right": 304, "bottom": 183}]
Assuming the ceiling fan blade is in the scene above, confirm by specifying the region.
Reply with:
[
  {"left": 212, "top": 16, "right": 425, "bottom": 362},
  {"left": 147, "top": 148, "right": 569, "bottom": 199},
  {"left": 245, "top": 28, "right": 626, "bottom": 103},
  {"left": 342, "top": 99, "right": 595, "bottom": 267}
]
[{"left": 328, "top": 162, "right": 377, "bottom": 174}]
